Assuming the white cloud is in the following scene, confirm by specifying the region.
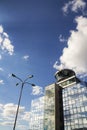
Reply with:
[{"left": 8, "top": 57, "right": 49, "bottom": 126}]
[
  {"left": 0, "top": 67, "right": 4, "bottom": 71},
  {"left": 0, "top": 80, "right": 4, "bottom": 84},
  {"left": 0, "top": 103, "right": 30, "bottom": 129},
  {"left": 22, "top": 55, "right": 29, "bottom": 60},
  {"left": 62, "top": 0, "right": 86, "bottom": 14},
  {"left": 32, "top": 86, "right": 44, "bottom": 95},
  {"left": 53, "top": 61, "right": 59, "bottom": 70},
  {"left": 0, "top": 104, "right": 3, "bottom": 110},
  {"left": 53, "top": 16, "right": 87, "bottom": 74},
  {"left": 2, "top": 38, "right": 14, "bottom": 55},
  {"left": 3, "top": 103, "right": 25, "bottom": 117},
  {"left": 3, "top": 32, "right": 9, "bottom": 38},
  {"left": 0, "top": 121, "right": 14, "bottom": 126},
  {"left": 22, "top": 112, "right": 30, "bottom": 121},
  {"left": 0, "top": 25, "right": 3, "bottom": 33},
  {"left": 62, "top": 1, "right": 71, "bottom": 14},
  {"left": 17, "top": 124, "right": 27, "bottom": 130},
  {"left": 59, "top": 34, "right": 67, "bottom": 43},
  {"left": 0, "top": 36, "right": 3, "bottom": 43},
  {"left": 0, "top": 55, "right": 2, "bottom": 60},
  {"left": 0, "top": 25, "right": 14, "bottom": 55}
]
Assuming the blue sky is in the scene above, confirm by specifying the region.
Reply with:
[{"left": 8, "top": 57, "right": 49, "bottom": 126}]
[{"left": 0, "top": 0, "right": 87, "bottom": 130}]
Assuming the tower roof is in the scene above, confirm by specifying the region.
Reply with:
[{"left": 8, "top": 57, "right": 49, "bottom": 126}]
[{"left": 55, "top": 69, "right": 76, "bottom": 82}]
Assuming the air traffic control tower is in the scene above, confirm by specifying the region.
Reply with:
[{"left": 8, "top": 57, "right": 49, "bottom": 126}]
[
  {"left": 29, "top": 69, "right": 87, "bottom": 130},
  {"left": 55, "top": 69, "right": 87, "bottom": 130}
]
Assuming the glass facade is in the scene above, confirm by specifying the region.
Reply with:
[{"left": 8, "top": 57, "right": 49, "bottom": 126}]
[
  {"left": 29, "top": 97, "right": 44, "bottom": 130},
  {"left": 29, "top": 69, "right": 87, "bottom": 130},
  {"left": 62, "top": 82, "right": 87, "bottom": 130},
  {"left": 44, "top": 84, "right": 55, "bottom": 130}
]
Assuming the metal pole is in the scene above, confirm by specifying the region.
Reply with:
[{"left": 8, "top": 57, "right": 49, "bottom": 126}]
[
  {"left": 13, "top": 83, "right": 24, "bottom": 130},
  {"left": 12, "top": 74, "right": 35, "bottom": 130}
]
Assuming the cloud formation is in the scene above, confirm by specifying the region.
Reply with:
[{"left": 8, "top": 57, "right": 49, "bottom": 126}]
[
  {"left": 53, "top": 16, "right": 87, "bottom": 74},
  {"left": 22, "top": 55, "right": 29, "bottom": 60},
  {"left": 22, "top": 112, "right": 31, "bottom": 121},
  {"left": 3, "top": 103, "right": 24, "bottom": 117},
  {"left": 62, "top": 0, "right": 86, "bottom": 14},
  {"left": 0, "top": 55, "right": 2, "bottom": 60},
  {"left": 59, "top": 34, "right": 67, "bottom": 43},
  {"left": 32, "top": 85, "right": 44, "bottom": 95},
  {"left": 0, "top": 80, "right": 4, "bottom": 84},
  {"left": 0, "top": 103, "right": 30, "bottom": 129},
  {"left": 0, "top": 25, "right": 14, "bottom": 55},
  {"left": 0, "top": 67, "right": 4, "bottom": 71}
]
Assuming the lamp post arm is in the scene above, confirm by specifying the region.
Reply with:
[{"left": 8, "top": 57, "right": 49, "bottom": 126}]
[
  {"left": 24, "top": 78, "right": 30, "bottom": 83},
  {"left": 24, "top": 75, "right": 33, "bottom": 83},
  {"left": 15, "top": 76, "right": 23, "bottom": 82},
  {"left": 12, "top": 74, "right": 23, "bottom": 82},
  {"left": 24, "top": 82, "right": 35, "bottom": 86}
]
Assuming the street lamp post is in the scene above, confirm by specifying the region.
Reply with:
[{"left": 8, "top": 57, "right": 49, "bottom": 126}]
[{"left": 12, "top": 74, "right": 35, "bottom": 130}]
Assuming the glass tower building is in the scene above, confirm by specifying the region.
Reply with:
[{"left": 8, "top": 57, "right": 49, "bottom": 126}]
[
  {"left": 44, "top": 83, "right": 64, "bottom": 130},
  {"left": 29, "top": 97, "right": 44, "bottom": 130},
  {"left": 29, "top": 69, "right": 87, "bottom": 130},
  {"left": 44, "top": 84, "right": 55, "bottom": 130},
  {"left": 62, "top": 80, "right": 87, "bottom": 130},
  {"left": 55, "top": 69, "right": 87, "bottom": 130}
]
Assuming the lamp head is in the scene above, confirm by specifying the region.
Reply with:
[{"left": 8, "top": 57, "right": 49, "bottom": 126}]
[
  {"left": 31, "top": 84, "right": 35, "bottom": 86},
  {"left": 28, "top": 75, "right": 34, "bottom": 78},
  {"left": 12, "top": 73, "right": 16, "bottom": 77},
  {"left": 16, "top": 83, "right": 19, "bottom": 86}
]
